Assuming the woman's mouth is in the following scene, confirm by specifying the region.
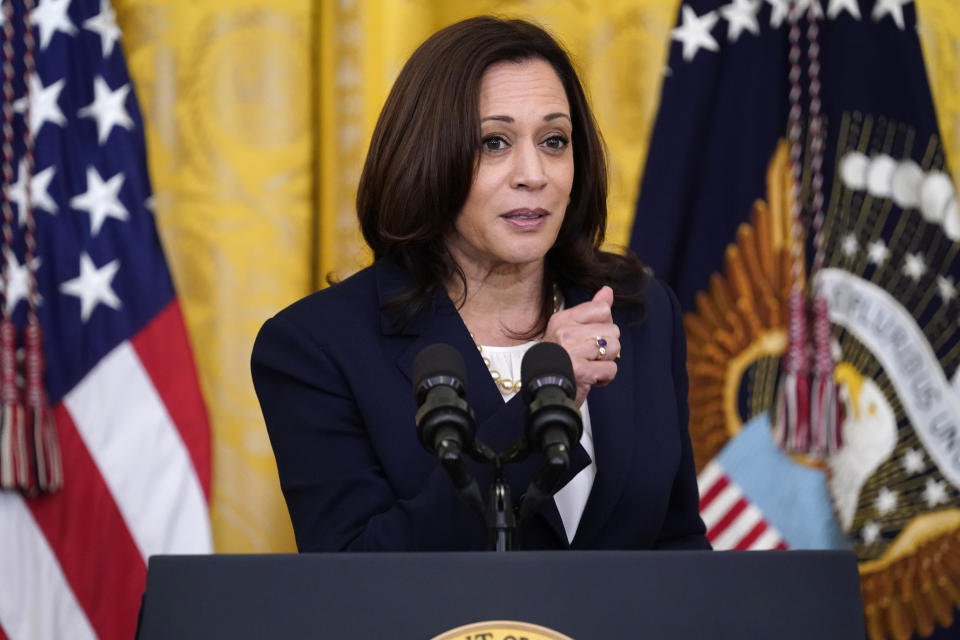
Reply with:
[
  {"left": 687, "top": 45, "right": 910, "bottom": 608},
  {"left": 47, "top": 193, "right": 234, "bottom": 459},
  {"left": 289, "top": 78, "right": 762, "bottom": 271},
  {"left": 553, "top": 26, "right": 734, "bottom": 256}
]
[{"left": 501, "top": 208, "right": 549, "bottom": 229}]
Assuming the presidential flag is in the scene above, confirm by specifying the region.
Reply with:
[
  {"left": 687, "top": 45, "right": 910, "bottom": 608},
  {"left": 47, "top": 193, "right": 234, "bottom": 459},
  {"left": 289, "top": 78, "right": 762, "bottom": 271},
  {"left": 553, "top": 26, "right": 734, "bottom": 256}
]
[
  {"left": 0, "top": 1, "right": 211, "bottom": 639},
  {"left": 632, "top": 1, "right": 960, "bottom": 638}
]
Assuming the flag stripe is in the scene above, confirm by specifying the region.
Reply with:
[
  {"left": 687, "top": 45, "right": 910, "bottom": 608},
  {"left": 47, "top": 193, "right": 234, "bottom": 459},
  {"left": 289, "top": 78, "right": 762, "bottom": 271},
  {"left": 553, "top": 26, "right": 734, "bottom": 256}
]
[
  {"left": 696, "top": 459, "right": 722, "bottom": 495},
  {"left": 700, "top": 482, "right": 741, "bottom": 530},
  {"left": 63, "top": 341, "right": 212, "bottom": 560},
  {"left": 735, "top": 520, "right": 770, "bottom": 550},
  {"left": 752, "top": 528, "right": 785, "bottom": 550},
  {"left": 706, "top": 496, "right": 748, "bottom": 540},
  {"left": 711, "top": 502, "right": 763, "bottom": 549},
  {"left": 130, "top": 300, "right": 212, "bottom": 499},
  {"left": 25, "top": 406, "right": 145, "bottom": 640},
  {"left": 698, "top": 473, "right": 729, "bottom": 509},
  {"left": 0, "top": 493, "right": 97, "bottom": 640}
]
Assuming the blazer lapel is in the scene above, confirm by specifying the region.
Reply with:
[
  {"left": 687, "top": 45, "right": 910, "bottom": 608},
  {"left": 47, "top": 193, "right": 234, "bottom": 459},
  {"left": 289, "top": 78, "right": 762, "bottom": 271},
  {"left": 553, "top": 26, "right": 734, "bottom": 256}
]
[
  {"left": 379, "top": 262, "right": 508, "bottom": 430},
  {"left": 571, "top": 300, "right": 639, "bottom": 548}
]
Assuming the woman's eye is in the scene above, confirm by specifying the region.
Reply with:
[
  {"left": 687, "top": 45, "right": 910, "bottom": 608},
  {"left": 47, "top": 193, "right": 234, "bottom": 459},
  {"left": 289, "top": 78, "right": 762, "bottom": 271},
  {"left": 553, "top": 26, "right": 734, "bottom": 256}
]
[
  {"left": 481, "top": 135, "right": 508, "bottom": 152},
  {"left": 543, "top": 135, "right": 569, "bottom": 151}
]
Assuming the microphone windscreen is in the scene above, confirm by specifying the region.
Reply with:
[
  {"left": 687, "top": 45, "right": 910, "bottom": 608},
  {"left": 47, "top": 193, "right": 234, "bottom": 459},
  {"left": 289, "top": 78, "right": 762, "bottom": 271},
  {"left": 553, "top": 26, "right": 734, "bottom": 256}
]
[
  {"left": 412, "top": 343, "right": 467, "bottom": 392},
  {"left": 521, "top": 342, "right": 574, "bottom": 392}
]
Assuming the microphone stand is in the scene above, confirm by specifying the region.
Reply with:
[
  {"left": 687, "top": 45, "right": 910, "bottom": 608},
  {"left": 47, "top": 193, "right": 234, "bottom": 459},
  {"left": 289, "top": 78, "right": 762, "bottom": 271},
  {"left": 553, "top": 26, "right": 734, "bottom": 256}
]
[
  {"left": 486, "top": 455, "right": 515, "bottom": 552},
  {"left": 432, "top": 432, "right": 570, "bottom": 551}
]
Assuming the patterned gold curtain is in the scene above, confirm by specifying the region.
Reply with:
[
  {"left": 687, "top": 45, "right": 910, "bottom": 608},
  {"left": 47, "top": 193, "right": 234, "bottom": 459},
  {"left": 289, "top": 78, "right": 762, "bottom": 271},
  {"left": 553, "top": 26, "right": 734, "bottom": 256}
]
[
  {"left": 114, "top": 0, "right": 960, "bottom": 552},
  {"left": 116, "top": 0, "right": 317, "bottom": 552}
]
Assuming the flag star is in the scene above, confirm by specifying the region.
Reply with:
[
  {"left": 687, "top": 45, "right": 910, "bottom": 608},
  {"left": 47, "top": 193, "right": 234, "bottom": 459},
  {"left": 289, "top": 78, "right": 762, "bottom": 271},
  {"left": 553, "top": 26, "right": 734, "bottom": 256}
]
[
  {"left": 828, "top": 0, "right": 862, "bottom": 20},
  {"left": 872, "top": 0, "right": 911, "bottom": 30},
  {"left": 937, "top": 275, "right": 957, "bottom": 304},
  {"left": 83, "top": 0, "right": 122, "bottom": 58},
  {"left": 862, "top": 520, "right": 881, "bottom": 545},
  {"left": 875, "top": 487, "right": 898, "bottom": 515},
  {"left": 29, "top": 166, "right": 58, "bottom": 216},
  {"left": 766, "top": 0, "right": 790, "bottom": 27},
  {"left": 720, "top": 0, "right": 761, "bottom": 42},
  {"left": 8, "top": 161, "right": 58, "bottom": 225},
  {"left": 77, "top": 76, "right": 133, "bottom": 145},
  {"left": 866, "top": 239, "right": 890, "bottom": 265},
  {"left": 59, "top": 253, "right": 122, "bottom": 323},
  {"left": 901, "top": 448, "right": 926, "bottom": 475},
  {"left": 13, "top": 75, "right": 67, "bottom": 135},
  {"left": 672, "top": 6, "right": 720, "bottom": 62},
  {"left": 70, "top": 167, "right": 129, "bottom": 236},
  {"left": 3, "top": 250, "right": 41, "bottom": 314},
  {"left": 841, "top": 232, "right": 859, "bottom": 257},
  {"left": 7, "top": 163, "right": 28, "bottom": 217},
  {"left": 33, "top": 0, "right": 78, "bottom": 50},
  {"left": 923, "top": 478, "right": 949, "bottom": 508},
  {"left": 902, "top": 252, "right": 927, "bottom": 281}
]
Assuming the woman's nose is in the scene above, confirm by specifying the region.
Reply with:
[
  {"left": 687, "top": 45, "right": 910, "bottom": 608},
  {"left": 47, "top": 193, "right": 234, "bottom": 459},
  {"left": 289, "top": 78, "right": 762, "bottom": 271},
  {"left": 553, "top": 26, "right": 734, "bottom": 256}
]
[{"left": 510, "top": 141, "right": 547, "bottom": 190}]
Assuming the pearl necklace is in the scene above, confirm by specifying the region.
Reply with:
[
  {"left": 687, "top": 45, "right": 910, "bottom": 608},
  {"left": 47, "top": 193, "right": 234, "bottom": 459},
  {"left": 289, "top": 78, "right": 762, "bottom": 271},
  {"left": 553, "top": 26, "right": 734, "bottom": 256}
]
[
  {"left": 474, "top": 285, "right": 563, "bottom": 394},
  {"left": 476, "top": 342, "right": 524, "bottom": 393}
]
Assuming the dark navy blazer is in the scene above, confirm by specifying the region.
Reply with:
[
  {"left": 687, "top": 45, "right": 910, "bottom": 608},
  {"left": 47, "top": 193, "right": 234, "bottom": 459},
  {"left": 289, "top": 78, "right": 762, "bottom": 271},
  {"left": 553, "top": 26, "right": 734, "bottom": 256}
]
[{"left": 251, "top": 258, "right": 709, "bottom": 551}]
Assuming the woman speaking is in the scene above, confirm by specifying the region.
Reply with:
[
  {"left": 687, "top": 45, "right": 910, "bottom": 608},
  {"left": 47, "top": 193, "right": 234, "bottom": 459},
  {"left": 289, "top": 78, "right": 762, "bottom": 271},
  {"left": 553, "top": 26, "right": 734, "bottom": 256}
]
[{"left": 251, "top": 16, "right": 708, "bottom": 552}]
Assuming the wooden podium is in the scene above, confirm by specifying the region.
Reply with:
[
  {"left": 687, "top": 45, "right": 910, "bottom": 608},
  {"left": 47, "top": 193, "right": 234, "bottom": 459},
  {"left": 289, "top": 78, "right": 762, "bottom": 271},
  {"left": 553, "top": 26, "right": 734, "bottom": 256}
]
[{"left": 136, "top": 550, "right": 865, "bottom": 639}]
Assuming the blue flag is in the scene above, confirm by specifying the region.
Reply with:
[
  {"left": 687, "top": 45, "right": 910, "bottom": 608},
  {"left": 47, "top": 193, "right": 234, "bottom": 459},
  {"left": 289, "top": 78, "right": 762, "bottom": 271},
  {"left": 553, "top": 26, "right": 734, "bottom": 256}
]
[{"left": 632, "top": 1, "right": 960, "bottom": 638}]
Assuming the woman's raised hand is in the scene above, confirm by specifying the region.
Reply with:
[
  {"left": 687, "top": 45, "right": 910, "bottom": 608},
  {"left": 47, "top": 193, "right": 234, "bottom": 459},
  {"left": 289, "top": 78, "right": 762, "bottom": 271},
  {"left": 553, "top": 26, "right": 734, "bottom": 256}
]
[{"left": 543, "top": 285, "right": 620, "bottom": 407}]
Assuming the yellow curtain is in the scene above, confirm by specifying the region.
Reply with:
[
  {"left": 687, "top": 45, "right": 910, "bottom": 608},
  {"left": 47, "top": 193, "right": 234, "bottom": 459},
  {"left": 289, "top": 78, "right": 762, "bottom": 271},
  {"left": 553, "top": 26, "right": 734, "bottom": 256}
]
[
  {"left": 918, "top": 0, "right": 960, "bottom": 187},
  {"left": 116, "top": 0, "right": 316, "bottom": 552},
  {"left": 115, "top": 0, "right": 960, "bottom": 553}
]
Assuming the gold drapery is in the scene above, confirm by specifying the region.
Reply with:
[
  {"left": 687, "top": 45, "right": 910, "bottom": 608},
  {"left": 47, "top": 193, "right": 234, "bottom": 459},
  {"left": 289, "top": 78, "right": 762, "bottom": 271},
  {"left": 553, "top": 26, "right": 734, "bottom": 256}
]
[
  {"left": 115, "top": 0, "right": 960, "bottom": 552},
  {"left": 116, "top": 0, "right": 316, "bottom": 552}
]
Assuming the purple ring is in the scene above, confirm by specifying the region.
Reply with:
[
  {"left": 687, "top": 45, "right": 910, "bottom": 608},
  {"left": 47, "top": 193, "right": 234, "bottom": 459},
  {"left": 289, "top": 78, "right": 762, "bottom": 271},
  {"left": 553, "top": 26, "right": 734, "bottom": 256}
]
[{"left": 596, "top": 337, "right": 607, "bottom": 348}]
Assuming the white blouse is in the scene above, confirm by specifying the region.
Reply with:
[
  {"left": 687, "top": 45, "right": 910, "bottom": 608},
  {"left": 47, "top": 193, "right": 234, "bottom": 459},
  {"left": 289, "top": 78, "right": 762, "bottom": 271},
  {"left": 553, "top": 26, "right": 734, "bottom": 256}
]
[{"left": 480, "top": 341, "right": 597, "bottom": 544}]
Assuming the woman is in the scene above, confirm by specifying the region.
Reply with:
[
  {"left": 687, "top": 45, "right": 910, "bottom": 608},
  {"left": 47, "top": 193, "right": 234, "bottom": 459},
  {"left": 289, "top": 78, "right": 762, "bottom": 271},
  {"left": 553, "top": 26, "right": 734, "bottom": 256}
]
[{"left": 252, "top": 16, "right": 708, "bottom": 552}]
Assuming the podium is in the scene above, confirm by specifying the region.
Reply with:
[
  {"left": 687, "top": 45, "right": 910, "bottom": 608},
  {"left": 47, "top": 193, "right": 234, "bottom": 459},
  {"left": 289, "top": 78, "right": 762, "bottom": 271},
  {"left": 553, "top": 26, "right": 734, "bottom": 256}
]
[{"left": 136, "top": 550, "right": 865, "bottom": 639}]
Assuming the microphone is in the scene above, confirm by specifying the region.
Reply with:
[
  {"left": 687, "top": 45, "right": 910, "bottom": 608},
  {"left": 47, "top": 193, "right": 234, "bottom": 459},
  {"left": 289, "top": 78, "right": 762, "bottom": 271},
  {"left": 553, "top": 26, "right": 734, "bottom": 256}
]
[
  {"left": 412, "top": 343, "right": 477, "bottom": 483},
  {"left": 517, "top": 342, "right": 582, "bottom": 522},
  {"left": 521, "top": 342, "right": 582, "bottom": 468}
]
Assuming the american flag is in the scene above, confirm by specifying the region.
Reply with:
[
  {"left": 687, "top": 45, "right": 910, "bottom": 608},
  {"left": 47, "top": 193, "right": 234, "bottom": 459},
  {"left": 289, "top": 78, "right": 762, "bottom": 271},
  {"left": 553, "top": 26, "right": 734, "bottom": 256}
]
[{"left": 0, "top": 1, "right": 212, "bottom": 638}]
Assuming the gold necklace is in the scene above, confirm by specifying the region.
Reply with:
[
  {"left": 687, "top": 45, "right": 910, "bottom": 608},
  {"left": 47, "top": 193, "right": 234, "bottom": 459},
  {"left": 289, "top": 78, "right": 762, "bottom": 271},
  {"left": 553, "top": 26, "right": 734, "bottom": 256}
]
[{"left": 474, "top": 284, "right": 563, "bottom": 394}]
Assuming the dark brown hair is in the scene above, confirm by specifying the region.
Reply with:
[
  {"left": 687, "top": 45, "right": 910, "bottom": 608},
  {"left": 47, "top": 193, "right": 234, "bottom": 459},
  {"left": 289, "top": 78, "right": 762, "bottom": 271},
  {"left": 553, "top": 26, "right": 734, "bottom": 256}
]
[{"left": 357, "top": 16, "right": 648, "bottom": 333}]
